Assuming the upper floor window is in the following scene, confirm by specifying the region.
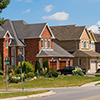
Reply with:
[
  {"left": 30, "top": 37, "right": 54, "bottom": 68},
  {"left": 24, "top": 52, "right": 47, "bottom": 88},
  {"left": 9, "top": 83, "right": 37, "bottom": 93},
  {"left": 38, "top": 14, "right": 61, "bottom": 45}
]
[
  {"left": 41, "top": 38, "right": 43, "bottom": 48},
  {"left": 48, "top": 38, "right": 51, "bottom": 48},
  {"left": 19, "top": 47, "right": 24, "bottom": 55},
  {"left": 81, "top": 41, "right": 83, "bottom": 48},
  {"left": 87, "top": 41, "right": 89, "bottom": 49},
  {"left": 6, "top": 40, "right": 8, "bottom": 49},
  {"left": 84, "top": 41, "right": 86, "bottom": 48},
  {"left": 91, "top": 43, "right": 94, "bottom": 50},
  {"left": 45, "top": 38, "right": 47, "bottom": 48}
]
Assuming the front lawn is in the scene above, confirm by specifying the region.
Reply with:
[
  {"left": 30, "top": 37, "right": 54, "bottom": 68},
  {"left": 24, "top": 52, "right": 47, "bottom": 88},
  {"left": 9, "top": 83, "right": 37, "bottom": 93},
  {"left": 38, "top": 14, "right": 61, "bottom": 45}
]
[
  {"left": 0, "top": 75, "right": 100, "bottom": 89},
  {"left": 0, "top": 90, "right": 50, "bottom": 99}
]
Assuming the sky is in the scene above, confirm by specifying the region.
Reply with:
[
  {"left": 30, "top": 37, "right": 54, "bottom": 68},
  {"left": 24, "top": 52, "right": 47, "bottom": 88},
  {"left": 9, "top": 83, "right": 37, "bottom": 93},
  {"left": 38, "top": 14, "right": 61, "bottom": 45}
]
[{"left": 1, "top": 0, "right": 100, "bottom": 33}]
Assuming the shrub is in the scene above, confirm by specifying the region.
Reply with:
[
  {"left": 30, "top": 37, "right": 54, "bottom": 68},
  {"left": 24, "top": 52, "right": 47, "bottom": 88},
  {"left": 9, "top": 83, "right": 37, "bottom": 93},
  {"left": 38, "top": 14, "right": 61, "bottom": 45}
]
[
  {"left": 0, "top": 70, "right": 4, "bottom": 75},
  {"left": 43, "top": 60, "right": 49, "bottom": 73},
  {"left": 15, "top": 61, "right": 34, "bottom": 74},
  {"left": 8, "top": 65, "right": 14, "bottom": 74},
  {"left": 72, "top": 67, "right": 84, "bottom": 76},
  {"left": 95, "top": 73, "right": 100, "bottom": 77},
  {"left": 35, "top": 59, "right": 41, "bottom": 73},
  {"left": 9, "top": 76, "right": 21, "bottom": 83},
  {"left": 27, "top": 72, "right": 34, "bottom": 78},
  {"left": 50, "top": 69, "right": 59, "bottom": 77}
]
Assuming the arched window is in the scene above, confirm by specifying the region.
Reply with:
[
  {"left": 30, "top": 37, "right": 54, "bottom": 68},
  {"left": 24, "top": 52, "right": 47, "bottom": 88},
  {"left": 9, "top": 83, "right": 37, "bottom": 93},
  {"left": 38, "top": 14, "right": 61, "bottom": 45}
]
[
  {"left": 41, "top": 38, "right": 43, "bottom": 48},
  {"left": 48, "top": 38, "right": 51, "bottom": 48},
  {"left": 45, "top": 38, "right": 47, "bottom": 48}
]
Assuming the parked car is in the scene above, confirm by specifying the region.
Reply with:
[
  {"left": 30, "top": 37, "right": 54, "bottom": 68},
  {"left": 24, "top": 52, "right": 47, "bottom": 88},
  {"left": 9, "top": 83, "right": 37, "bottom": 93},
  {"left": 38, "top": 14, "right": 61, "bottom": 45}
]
[
  {"left": 57, "top": 66, "right": 86, "bottom": 75},
  {"left": 96, "top": 69, "right": 100, "bottom": 73}
]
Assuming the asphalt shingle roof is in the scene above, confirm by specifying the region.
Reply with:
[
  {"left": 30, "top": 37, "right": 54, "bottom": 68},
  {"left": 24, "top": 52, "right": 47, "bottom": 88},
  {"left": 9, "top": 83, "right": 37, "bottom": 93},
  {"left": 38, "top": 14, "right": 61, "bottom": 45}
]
[
  {"left": 73, "top": 50, "right": 100, "bottom": 57},
  {"left": 94, "top": 33, "right": 100, "bottom": 42},
  {"left": 36, "top": 42, "right": 74, "bottom": 57},
  {"left": 50, "top": 25, "right": 85, "bottom": 40}
]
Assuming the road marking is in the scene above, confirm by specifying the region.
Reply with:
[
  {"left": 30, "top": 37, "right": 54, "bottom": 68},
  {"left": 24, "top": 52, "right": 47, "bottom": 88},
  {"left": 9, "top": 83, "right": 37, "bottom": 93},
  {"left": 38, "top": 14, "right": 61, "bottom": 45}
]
[{"left": 81, "top": 95, "right": 100, "bottom": 100}]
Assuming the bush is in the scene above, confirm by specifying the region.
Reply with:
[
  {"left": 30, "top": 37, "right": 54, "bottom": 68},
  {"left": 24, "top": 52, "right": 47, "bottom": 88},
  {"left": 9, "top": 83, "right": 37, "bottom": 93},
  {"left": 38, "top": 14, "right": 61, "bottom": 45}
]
[
  {"left": 27, "top": 72, "right": 34, "bottom": 78},
  {"left": 0, "top": 70, "right": 4, "bottom": 75},
  {"left": 35, "top": 59, "right": 41, "bottom": 73},
  {"left": 95, "top": 73, "right": 100, "bottom": 77},
  {"left": 15, "top": 61, "right": 34, "bottom": 74},
  {"left": 43, "top": 60, "right": 49, "bottom": 73},
  {"left": 9, "top": 76, "right": 21, "bottom": 83},
  {"left": 50, "top": 70, "right": 59, "bottom": 77},
  {"left": 8, "top": 65, "right": 14, "bottom": 74},
  {"left": 72, "top": 67, "right": 84, "bottom": 76}
]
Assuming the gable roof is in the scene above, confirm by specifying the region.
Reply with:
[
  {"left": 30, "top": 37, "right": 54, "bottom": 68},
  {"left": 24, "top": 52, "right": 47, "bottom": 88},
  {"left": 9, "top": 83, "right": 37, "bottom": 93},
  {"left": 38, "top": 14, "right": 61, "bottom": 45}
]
[
  {"left": 73, "top": 50, "right": 100, "bottom": 57},
  {"left": 36, "top": 42, "right": 74, "bottom": 57},
  {"left": 50, "top": 25, "right": 85, "bottom": 40},
  {"left": 0, "top": 19, "right": 55, "bottom": 46},
  {"left": 93, "top": 33, "right": 100, "bottom": 42}
]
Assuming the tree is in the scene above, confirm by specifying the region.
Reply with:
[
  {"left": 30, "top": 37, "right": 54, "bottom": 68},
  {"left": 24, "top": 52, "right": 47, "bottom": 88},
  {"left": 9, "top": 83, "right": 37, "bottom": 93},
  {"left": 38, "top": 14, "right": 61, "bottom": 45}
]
[
  {"left": 43, "top": 60, "right": 49, "bottom": 73},
  {"left": 35, "top": 59, "right": 41, "bottom": 73},
  {"left": 0, "top": 0, "right": 10, "bottom": 25}
]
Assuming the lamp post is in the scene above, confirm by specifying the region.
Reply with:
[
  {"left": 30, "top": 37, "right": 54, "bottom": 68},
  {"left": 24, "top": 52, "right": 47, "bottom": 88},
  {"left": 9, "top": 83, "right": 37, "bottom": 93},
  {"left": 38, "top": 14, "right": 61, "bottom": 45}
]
[
  {"left": 50, "top": 58, "right": 55, "bottom": 70},
  {"left": 17, "top": 53, "right": 24, "bottom": 91},
  {"left": 5, "top": 57, "right": 10, "bottom": 91}
]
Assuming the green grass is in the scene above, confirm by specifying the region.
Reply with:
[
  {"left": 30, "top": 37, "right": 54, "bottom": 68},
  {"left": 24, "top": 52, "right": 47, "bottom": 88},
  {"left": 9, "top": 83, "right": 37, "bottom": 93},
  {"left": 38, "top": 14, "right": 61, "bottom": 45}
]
[
  {"left": 0, "top": 75, "right": 100, "bottom": 89},
  {"left": 0, "top": 90, "right": 50, "bottom": 99}
]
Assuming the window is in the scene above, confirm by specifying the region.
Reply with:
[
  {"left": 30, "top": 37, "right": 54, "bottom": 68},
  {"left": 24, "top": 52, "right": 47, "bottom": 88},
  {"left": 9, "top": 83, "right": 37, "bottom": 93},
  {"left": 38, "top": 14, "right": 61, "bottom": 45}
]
[
  {"left": 78, "top": 58, "right": 81, "bottom": 66},
  {"left": 48, "top": 38, "right": 51, "bottom": 48},
  {"left": 91, "top": 43, "right": 94, "bottom": 50},
  {"left": 81, "top": 41, "right": 83, "bottom": 48},
  {"left": 19, "top": 47, "right": 24, "bottom": 61},
  {"left": 11, "top": 57, "right": 15, "bottom": 68},
  {"left": 11, "top": 47, "right": 15, "bottom": 56},
  {"left": 84, "top": 41, "right": 86, "bottom": 48},
  {"left": 39, "top": 58, "right": 42, "bottom": 68},
  {"left": 87, "top": 41, "right": 89, "bottom": 49},
  {"left": 6, "top": 40, "right": 8, "bottom": 49},
  {"left": 9, "top": 39, "right": 12, "bottom": 44},
  {"left": 41, "top": 38, "right": 43, "bottom": 48},
  {"left": 45, "top": 38, "right": 47, "bottom": 48}
]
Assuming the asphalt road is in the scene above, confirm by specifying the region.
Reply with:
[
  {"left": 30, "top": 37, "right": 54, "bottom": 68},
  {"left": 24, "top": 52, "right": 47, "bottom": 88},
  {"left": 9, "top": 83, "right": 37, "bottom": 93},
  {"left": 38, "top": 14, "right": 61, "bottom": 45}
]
[{"left": 26, "top": 86, "right": 100, "bottom": 100}]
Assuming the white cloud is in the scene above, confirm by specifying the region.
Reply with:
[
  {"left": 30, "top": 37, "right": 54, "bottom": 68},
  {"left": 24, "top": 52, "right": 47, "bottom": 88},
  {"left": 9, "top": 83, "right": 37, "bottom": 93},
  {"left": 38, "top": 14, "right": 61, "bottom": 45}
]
[
  {"left": 42, "top": 12, "right": 69, "bottom": 21},
  {"left": 44, "top": 5, "right": 54, "bottom": 12},
  {"left": 22, "top": 9, "right": 30, "bottom": 13},
  {"left": 25, "top": 0, "right": 32, "bottom": 2},
  {"left": 88, "top": 21, "right": 100, "bottom": 33}
]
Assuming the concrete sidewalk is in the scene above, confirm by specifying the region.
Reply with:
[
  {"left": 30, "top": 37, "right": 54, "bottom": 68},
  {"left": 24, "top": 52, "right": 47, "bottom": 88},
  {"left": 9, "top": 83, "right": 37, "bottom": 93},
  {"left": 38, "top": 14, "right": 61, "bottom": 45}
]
[{"left": 81, "top": 81, "right": 100, "bottom": 87}]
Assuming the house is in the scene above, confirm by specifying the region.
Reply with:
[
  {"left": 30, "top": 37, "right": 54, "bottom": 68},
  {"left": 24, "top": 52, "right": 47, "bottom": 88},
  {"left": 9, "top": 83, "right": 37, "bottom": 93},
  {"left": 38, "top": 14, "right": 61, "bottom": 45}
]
[
  {"left": 0, "top": 19, "right": 74, "bottom": 72},
  {"left": 50, "top": 25, "right": 100, "bottom": 73}
]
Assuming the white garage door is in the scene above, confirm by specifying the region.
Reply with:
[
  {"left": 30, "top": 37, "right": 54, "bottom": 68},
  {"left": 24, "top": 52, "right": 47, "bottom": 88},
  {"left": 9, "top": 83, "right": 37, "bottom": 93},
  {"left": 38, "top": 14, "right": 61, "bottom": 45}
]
[
  {"left": 90, "top": 61, "right": 96, "bottom": 73},
  {"left": 98, "top": 61, "right": 100, "bottom": 69}
]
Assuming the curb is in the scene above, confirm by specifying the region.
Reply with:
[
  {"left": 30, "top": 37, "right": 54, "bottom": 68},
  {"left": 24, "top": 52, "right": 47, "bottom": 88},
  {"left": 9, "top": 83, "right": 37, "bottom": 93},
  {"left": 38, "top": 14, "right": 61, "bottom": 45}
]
[
  {"left": 81, "top": 81, "right": 100, "bottom": 87},
  {"left": 0, "top": 91, "right": 56, "bottom": 100}
]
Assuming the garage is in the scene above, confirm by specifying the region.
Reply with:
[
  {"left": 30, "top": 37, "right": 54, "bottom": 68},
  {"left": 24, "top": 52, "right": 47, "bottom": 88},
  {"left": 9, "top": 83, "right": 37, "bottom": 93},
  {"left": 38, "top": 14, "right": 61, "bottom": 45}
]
[
  {"left": 50, "top": 61, "right": 57, "bottom": 71},
  {"left": 90, "top": 61, "right": 96, "bottom": 73},
  {"left": 59, "top": 61, "right": 66, "bottom": 69}
]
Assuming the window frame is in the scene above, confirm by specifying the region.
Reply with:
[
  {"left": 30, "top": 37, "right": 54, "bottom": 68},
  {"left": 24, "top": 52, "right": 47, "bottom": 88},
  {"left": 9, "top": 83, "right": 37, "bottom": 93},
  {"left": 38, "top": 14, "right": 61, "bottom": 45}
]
[
  {"left": 87, "top": 41, "right": 89, "bottom": 49},
  {"left": 6, "top": 40, "right": 8, "bottom": 49},
  {"left": 41, "top": 38, "right": 44, "bottom": 48},
  {"left": 78, "top": 58, "right": 81, "bottom": 66},
  {"left": 91, "top": 43, "right": 94, "bottom": 50},
  {"left": 84, "top": 41, "right": 86, "bottom": 48},
  {"left": 11, "top": 47, "right": 15, "bottom": 56},
  {"left": 81, "top": 41, "right": 83, "bottom": 48},
  {"left": 45, "top": 38, "right": 47, "bottom": 49},
  {"left": 48, "top": 38, "right": 51, "bottom": 49}
]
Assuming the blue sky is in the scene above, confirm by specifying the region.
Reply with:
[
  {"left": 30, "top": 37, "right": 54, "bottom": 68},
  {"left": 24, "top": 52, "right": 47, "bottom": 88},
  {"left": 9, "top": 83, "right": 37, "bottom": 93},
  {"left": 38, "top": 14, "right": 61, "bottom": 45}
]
[{"left": 1, "top": 0, "right": 100, "bottom": 33}]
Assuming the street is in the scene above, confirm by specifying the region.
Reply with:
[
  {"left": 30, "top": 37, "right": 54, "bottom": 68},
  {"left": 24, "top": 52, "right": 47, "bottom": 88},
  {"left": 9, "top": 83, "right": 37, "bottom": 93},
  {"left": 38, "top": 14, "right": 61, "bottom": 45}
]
[{"left": 25, "top": 86, "right": 100, "bottom": 100}]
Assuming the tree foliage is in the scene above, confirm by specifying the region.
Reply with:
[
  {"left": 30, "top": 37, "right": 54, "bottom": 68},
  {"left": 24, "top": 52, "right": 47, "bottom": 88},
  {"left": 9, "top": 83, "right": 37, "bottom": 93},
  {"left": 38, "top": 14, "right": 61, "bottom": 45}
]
[
  {"left": 43, "top": 60, "right": 49, "bottom": 73},
  {"left": 35, "top": 59, "right": 41, "bottom": 73},
  {"left": 0, "top": 0, "right": 10, "bottom": 25},
  {"left": 0, "top": 0, "right": 10, "bottom": 13}
]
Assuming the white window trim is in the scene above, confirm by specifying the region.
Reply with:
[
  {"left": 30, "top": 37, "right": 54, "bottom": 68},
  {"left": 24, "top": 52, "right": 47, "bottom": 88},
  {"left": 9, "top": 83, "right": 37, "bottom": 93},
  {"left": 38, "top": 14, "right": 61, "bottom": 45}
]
[
  {"left": 87, "top": 41, "right": 89, "bottom": 49},
  {"left": 6, "top": 40, "right": 8, "bottom": 49},
  {"left": 41, "top": 38, "right": 44, "bottom": 48},
  {"left": 84, "top": 41, "right": 86, "bottom": 48},
  {"left": 81, "top": 41, "right": 83, "bottom": 48},
  {"left": 45, "top": 38, "right": 47, "bottom": 49},
  {"left": 48, "top": 38, "right": 51, "bottom": 49},
  {"left": 91, "top": 43, "right": 94, "bottom": 50}
]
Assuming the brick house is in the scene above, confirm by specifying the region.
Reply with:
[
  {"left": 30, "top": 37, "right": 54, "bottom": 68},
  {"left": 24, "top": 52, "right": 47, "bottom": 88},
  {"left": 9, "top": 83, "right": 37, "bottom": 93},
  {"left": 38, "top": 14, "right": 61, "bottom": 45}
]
[
  {"left": 50, "top": 25, "right": 100, "bottom": 73},
  {"left": 0, "top": 19, "right": 74, "bottom": 72}
]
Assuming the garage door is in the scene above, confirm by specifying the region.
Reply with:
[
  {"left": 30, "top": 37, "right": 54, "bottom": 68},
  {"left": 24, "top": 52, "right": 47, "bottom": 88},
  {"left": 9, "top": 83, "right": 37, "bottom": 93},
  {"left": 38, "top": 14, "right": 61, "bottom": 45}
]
[
  {"left": 98, "top": 61, "right": 100, "bottom": 69},
  {"left": 59, "top": 61, "right": 66, "bottom": 69},
  {"left": 50, "top": 61, "right": 57, "bottom": 71},
  {"left": 90, "top": 61, "right": 96, "bottom": 73}
]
